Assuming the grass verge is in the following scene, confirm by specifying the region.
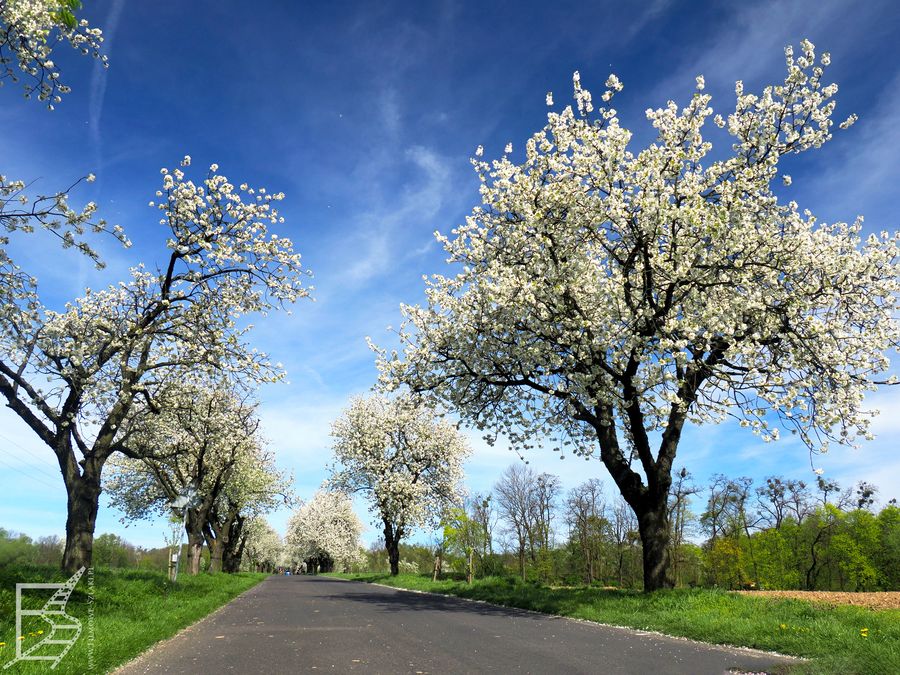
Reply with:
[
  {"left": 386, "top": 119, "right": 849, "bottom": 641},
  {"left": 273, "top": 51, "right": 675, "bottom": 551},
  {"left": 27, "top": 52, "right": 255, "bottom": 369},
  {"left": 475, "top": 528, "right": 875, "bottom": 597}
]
[
  {"left": 0, "top": 564, "right": 267, "bottom": 674},
  {"left": 329, "top": 573, "right": 899, "bottom": 675}
]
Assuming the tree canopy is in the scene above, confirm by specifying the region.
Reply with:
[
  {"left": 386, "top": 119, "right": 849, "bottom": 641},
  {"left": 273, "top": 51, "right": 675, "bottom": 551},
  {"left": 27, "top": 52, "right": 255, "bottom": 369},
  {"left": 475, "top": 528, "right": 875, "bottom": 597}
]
[
  {"left": 372, "top": 40, "right": 899, "bottom": 590},
  {"left": 286, "top": 490, "right": 363, "bottom": 573},
  {"left": 328, "top": 394, "right": 470, "bottom": 575}
]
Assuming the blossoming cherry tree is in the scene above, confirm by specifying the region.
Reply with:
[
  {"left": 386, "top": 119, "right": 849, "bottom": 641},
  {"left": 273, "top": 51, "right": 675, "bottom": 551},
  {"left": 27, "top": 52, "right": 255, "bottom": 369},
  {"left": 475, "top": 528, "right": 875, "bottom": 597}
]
[{"left": 372, "top": 41, "right": 899, "bottom": 590}]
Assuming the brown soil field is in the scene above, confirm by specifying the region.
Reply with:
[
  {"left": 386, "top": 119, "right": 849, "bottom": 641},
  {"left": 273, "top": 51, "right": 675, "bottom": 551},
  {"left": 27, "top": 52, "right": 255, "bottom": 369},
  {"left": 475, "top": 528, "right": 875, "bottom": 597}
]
[{"left": 733, "top": 590, "right": 900, "bottom": 611}]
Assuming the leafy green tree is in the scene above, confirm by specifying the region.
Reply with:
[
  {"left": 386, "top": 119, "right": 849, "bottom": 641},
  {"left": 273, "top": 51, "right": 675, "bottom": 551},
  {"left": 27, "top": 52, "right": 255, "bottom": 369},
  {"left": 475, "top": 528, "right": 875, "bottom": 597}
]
[
  {"left": 443, "top": 505, "right": 488, "bottom": 582},
  {"left": 565, "top": 478, "right": 607, "bottom": 584},
  {"left": 93, "top": 533, "right": 138, "bottom": 568},
  {"left": 876, "top": 505, "right": 900, "bottom": 588}
]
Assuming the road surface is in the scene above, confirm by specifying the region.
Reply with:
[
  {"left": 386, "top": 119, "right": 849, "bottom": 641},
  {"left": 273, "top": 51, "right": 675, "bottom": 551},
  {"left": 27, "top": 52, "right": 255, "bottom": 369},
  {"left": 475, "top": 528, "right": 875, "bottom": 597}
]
[{"left": 117, "top": 575, "right": 797, "bottom": 674}]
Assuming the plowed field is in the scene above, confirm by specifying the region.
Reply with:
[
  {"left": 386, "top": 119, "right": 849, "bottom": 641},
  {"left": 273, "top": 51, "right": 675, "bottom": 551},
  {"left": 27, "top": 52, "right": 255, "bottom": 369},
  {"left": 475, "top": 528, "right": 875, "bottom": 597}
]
[{"left": 734, "top": 590, "right": 900, "bottom": 611}]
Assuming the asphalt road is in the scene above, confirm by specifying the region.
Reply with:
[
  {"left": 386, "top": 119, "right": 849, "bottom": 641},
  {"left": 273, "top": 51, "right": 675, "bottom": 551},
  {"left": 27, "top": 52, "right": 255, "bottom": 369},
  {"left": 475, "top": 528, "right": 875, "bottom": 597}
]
[{"left": 117, "top": 576, "right": 797, "bottom": 674}]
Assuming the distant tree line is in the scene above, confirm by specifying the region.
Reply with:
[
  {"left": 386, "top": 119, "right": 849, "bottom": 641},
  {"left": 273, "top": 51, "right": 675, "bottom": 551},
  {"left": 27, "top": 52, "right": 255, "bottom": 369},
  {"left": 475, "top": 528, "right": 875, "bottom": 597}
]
[
  {"left": 0, "top": 520, "right": 285, "bottom": 575},
  {"left": 0, "top": 529, "right": 200, "bottom": 572},
  {"left": 361, "top": 465, "right": 899, "bottom": 592}
]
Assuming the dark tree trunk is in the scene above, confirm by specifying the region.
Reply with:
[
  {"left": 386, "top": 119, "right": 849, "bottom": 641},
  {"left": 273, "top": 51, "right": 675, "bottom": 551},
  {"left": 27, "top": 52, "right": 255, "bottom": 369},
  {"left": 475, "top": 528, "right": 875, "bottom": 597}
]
[
  {"left": 806, "top": 528, "right": 826, "bottom": 590},
  {"left": 205, "top": 502, "right": 240, "bottom": 574},
  {"left": 594, "top": 402, "right": 679, "bottom": 592},
  {"left": 62, "top": 470, "right": 101, "bottom": 573},
  {"left": 223, "top": 546, "right": 241, "bottom": 573},
  {"left": 222, "top": 515, "right": 246, "bottom": 573},
  {"left": 383, "top": 520, "right": 401, "bottom": 576},
  {"left": 204, "top": 520, "right": 227, "bottom": 574},
  {"left": 185, "top": 509, "right": 206, "bottom": 575},
  {"left": 207, "top": 536, "right": 223, "bottom": 573},
  {"left": 636, "top": 503, "right": 673, "bottom": 591},
  {"left": 588, "top": 550, "right": 595, "bottom": 584}
]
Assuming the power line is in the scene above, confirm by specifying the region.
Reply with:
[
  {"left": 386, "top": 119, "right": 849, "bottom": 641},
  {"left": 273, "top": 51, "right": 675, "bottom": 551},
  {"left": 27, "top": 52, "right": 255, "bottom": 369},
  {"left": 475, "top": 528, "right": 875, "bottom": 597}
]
[
  {"left": 0, "top": 443, "right": 60, "bottom": 483},
  {"left": 0, "top": 452, "right": 58, "bottom": 490},
  {"left": 0, "top": 431, "right": 60, "bottom": 480}
]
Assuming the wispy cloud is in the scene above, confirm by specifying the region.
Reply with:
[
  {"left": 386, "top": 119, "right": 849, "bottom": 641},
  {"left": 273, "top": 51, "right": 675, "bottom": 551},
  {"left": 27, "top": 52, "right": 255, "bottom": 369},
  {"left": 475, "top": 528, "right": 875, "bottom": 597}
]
[
  {"left": 801, "top": 70, "right": 900, "bottom": 225},
  {"left": 623, "top": 0, "right": 674, "bottom": 42},
  {"left": 378, "top": 87, "right": 402, "bottom": 137},
  {"left": 651, "top": 0, "right": 860, "bottom": 102},
  {"left": 88, "top": 0, "right": 126, "bottom": 165},
  {"left": 341, "top": 144, "right": 456, "bottom": 285}
]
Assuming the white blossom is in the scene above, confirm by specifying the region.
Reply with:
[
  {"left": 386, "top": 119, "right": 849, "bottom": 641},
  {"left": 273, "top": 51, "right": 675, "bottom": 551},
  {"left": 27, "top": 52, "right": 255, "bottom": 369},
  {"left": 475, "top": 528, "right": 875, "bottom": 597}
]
[
  {"left": 0, "top": 160, "right": 310, "bottom": 568},
  {"left": 369, "top": 41, "right": 896, "bottom": 586},
  {"left": 286, "top": 490, "right": 364, "bottom": 571},
  {"left": 0, "top": 0, "right": 107, "bottom": 105},
  {"left": 241, "top": 517, "right": 284, "bottom": 571},
  {"left": 328, "top": 394, "right": 470, "bottom": 551},
  {"left": 839, "top": 113, "right": 858, "bottom": 130}
]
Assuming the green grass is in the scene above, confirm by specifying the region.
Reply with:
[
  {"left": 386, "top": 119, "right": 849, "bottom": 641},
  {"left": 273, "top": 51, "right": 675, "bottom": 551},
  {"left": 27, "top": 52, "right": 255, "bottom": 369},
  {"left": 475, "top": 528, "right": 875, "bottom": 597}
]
[
  {"left": 329, "top": 573, "right": 900, "bottom": 675},
  {"left": 0, "top": 564, "right": 267, "bottom": 674}
]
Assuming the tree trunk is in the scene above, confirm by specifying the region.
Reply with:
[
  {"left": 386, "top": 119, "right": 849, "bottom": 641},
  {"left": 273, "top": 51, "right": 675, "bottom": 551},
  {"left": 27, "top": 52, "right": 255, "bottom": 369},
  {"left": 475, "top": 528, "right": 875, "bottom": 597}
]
[
  {"left": 187, "top": 536, "right": 204, "bottom": 574},
  {"left": 204, "top": 504, "right": 240, "bottom": 574},
  {"left": 383, "top": 520, "right": 401, "bottom": 576},
  {"left": 207, "top": 537, "right": 223, "bottom": 573},
  {"left": 204, "top": 520, "right": 226, "bottom": 574},
  {"left": 636, "top": 504, "right": 673, "bottom": 591},
  {"left": 222, "top": 515, "right": 245, "bottom": 573},
  {"left": 186, "top": 510, "right": 206, "bottom": 575},
  {"left": 61, "top": 470, "right": 102, "bottom": 573},
  {"left": 432, "top": 552, "right": 442, "bottom": 581},
  {"left": 223, "top": 544, "right": 241, "bottom": 573}
]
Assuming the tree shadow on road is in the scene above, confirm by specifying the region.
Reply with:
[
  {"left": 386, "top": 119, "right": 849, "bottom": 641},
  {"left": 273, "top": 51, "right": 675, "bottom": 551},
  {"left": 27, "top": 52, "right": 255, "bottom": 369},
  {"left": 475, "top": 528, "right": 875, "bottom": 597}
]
[{"left": 321, "top": 581, "right": 559, "bottom": 621}]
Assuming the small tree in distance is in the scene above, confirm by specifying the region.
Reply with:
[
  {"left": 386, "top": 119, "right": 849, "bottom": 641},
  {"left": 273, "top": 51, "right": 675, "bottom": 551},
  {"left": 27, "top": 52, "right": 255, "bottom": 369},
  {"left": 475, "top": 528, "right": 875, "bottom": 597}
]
[
  {"left": 373, "top": 40, "right": 899, "bottom": 590},
  {"left": 328, "top": 394, "right": 469, "bottom": 576},
  {"left": 241, "top": 517, "right": 283, "bottom": 573},
  {"left": 286, "top": 490, "right": 363, "bottom": 573}
]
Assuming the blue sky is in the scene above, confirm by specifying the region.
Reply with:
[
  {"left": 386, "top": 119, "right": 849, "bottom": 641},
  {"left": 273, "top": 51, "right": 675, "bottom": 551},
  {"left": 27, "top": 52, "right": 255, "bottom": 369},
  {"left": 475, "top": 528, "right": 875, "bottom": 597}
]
[{"left": 1, "top": 0, "right": 899, "bottom": 548}]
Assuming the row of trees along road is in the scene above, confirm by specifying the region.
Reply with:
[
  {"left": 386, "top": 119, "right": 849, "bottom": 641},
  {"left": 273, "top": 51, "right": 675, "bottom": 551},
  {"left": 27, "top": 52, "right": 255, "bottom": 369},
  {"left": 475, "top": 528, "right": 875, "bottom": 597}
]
[
  {"left": 1, "top": 524, "right": 289, "bottom": 574},
  {"left": 0, "top": 3, "right": 309, "bottom": 572},
  {"left": 285, "top": 489, "right": 364, "bottom": 573},
  {"left": 104, "top": 381, "right": 292, "bottom": 574},
  {"left": 3, "top": 8, "right": 898, "bottom": 591},
  {"left": 371, "top": 41, "right": 900, "bottom": 589}
]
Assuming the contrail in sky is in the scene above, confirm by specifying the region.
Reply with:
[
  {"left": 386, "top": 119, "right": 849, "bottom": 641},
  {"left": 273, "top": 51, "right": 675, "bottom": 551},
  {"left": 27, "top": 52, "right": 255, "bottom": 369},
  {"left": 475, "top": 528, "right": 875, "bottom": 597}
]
[{"left": 88, "top": 0, "right": 126, "bottom": 166}]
